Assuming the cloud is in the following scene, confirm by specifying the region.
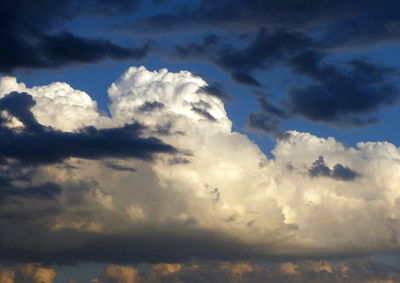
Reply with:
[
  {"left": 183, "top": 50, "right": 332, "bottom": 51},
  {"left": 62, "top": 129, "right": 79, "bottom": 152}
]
[
  {"left": 0, "top": 92, "right": 175, "bottom": 164},
  {"left": 171, "top": 27, "right": 399, "bottom": 129},
  {"left": 321, "top": 2, "right": 400, "bottom": 47},
  {"left": 197, "top": 83, "right": 232, "bottom": 102},
  {"left": 245, "top": 52, "right": 398, "bottom": 134},
  {"left": 2, "top": 67, "right": 400, "bottom": 264},
  {"left": 309, "top": 156, "right": 361, "bottom": 181},
  {"left": 137, "top": 101, "right": 165, "bottom": 113},
  {"left": 171, "top": 29, "right": 399, "bottom": 130},
  {"left": 286, "top": 53, "right": 399, "bottom": 125},
  {"left": 138, "top": 0, "right": 400, "bottom": 47},
  {"left": 0, "top": 263, "right": 56, "bottom": 283},
  {"left": 173, "top": 29, "right": 314, "bottom": 86},
  {"left": 104, "top": 161, "right": 137, "bottom": 172},
  {"left": 246, "top": 96, "right": 289, "bottom": 136},
  {"left": 88, "top": 258, "right": 400, "bottom": 283},
  {"left": 0, "top": 0, "right": 151, "bottom": 73},
  {"left": 0, "top": 30, "right": 150, "bottom": 72},
  {"left": 191, "top": 104, "right": 217, "bottom": 122},
  {"left": 247, "top": 112, "right": 282, "bottom": 137},
  {"left": 97, "top": 265, "right": 140, "bottom": 283},
  {"left": 0, "top": 76, "right": 105, "bottom": 131},
  {"left": 4, "top": 258, "right": 400, "bottom": 283},
  {"left": 136, "top": 0, "right": 347, "bottom": 31},
  {"left": 79, "top": 0, "right": 146, "bottom": 15},
  {"left": 231, "top": 73, "right": 262, "bottom": 87}
]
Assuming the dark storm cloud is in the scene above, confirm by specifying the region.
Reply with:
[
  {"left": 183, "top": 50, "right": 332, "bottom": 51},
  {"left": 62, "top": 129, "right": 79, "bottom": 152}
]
[
  {"left": 244, "top": 49, "right": 398, "bottom": 135},
  {"left": 156, "top": 3, "right": 400, "bottom": 130},
  {"left": 0, "top": 181, "right": 62, "bottom": 202},
  {"left": 309, "top": 156, "right": 360, "bottom": 181},
  {"left": 309, "top": 156, "right": 331, "bottom": 178},
  {"left": 190, "top": 100, "right": 217, "bottom": 122},
  {"left": 322, "top": 0, "right": 400, "bottom": 47},
  {"left": 197, "top": 83, "right": 232, "bottom": 101},
  {"left": 0, "top": 92, "right": 175, "bottom": 164},
  {"left": 174, "top": 34, "right": 220, "bottom": 58},
  {"left": 139, "top": 0, "right": 400, "bottom": 47},
  {"left": 246, "top": 96, "right": 288, "bottom": 136},
  {"left": 231, "top": 73, "right": 262, "bottom": 87},
  {"left": 0, "top": 89, "right": 43, "bottom": 133},
  {"left": 0, "top": 159, "right": 61, "bottom": 204},
  {"left": 174, "top": 29, "right": 314, "bottom": 86},
  {"left": 216, "top": 29, "right": 313, "bottom": 73},
  {"left": 136, "top": 0, "right": 353, "bottom": 32},
  {"left": 137, "top": 101, "right": 165, "bottom": 112},
  {"left": 247, "top": 112, "right": 282, "bottom": 137},
  {"left": 0, "top": 222, "right": 273, "bottom": 264},
  {"left": 287, "top": 52, "right": 398, "bottom": 125},
  {"left": 191, "top": 106, "right": 216, "bottom": 122},
  {"left": 257, "top": 96, "right": 289, "bottom": 119},
  {"left": 80, "top": 0, "right": 147, "bottom": 15},
  {"left": 104, "top": 161, "right": 137, "bottom": 172},
  {"left": 175, "top": 29, "right": 398, "bottom": 122},
  {"left": 0, "top": 30, "right": 151, "bottom": 73},
  {"left": 0, "top": 0, "right": 152, "bottom": 72},
  {"left": 331, "top": 164, "right": 361, "bottom": 181}
]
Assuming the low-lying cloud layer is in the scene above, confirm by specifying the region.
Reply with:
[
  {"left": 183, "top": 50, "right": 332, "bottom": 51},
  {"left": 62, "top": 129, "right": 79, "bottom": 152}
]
[
  {"left": 0, "top": 263, "right": 56, "bottom": 283},
  {"left": 3, "top": 259, "right": 400, "bottom": 283},
  {"left": 1, "top": 66, "right": 400, "bottom": 264},
  {"left": 92, "top": 259, "right": 400, "bottom": 283}
]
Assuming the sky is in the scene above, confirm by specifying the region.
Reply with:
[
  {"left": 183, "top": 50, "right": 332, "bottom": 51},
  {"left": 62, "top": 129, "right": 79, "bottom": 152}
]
[{"left": 2, "top": 0, "right": 400, "bottom": 282}]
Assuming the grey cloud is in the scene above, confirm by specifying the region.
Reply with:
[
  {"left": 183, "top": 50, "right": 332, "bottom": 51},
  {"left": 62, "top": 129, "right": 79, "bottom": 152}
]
[
  {"left": 0, "top": 160, "right": 62, "bottom": 204},
  {"left": 92, "top": 258, "right": 400, "bottom": 283},
  {"left": 0, "top": 0, "right": 152, "bottom": 73},
  {"left": 138, "top": 0, "right": 400, "bottom": 48},
  {"left": 167, "top": 157, "right": 190, "bottom": 165},
  {"left": 137, "top": 101, "right": 165, "bottom": 112},
  {"left": 197, "top": 83, "right": 232, "bottom": 101},
  {"left": 172, "top": 27, "right": 399, "bottom": 130},
  {"left": 231, "top": 73, "right": 262, "bottom": 87},
  {"left": 104, "top": 162, "right": 137, "bottom": 172},
  {"left": 0, "top": 92, "right": 176, "bottom": 164},
  {"left": 286, "top": 53, "right": 399, "bottom": 125},
  {"left": 0, "top": 222, "right": 275, "bottom": 264},
  {"left": 173, "top": 29, "right": 314, "bottom": 86},
  {"left": 246, "top": 52, "right": 398, "bottom": 135},
  {"left": 247, "top": 112, "right": 282, "bottom": 137},
  {"left": 246, "top": 97, "right": 288, "bottom": 137},
  {"left": 190, "top": 101, "right": 217, "bottom": 122},
  {"left": 309, "top": 156, "right": 360, "bottom": 181}
]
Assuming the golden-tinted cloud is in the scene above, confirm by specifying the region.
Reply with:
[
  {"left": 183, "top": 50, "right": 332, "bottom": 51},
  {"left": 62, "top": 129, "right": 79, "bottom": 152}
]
[{"left": 1, "top": 67, "right": 400, "bottom": 263}]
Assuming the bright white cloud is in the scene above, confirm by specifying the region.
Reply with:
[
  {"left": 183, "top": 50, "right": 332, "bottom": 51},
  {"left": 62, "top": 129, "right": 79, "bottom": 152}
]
[
  {"left": 0, "top": 76, "right": 107, "bottom": 131},
  {"left": 1, "top": 66, "right": 400, "bottom": 261}
]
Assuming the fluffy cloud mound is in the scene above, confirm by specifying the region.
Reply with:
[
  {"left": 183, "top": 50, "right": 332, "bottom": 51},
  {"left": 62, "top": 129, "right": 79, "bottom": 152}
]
[
  {"left": 108, "top": 66, "right": 232, "bottom": 131},
  {"left": 108, "top": 67, "right": 400, "bottom": 256},
  {"left": 1, "top": 66, "right": 400, "bottom": 263},
  {"left": 96, "top": 265, "right": 141, "bottom": 283},
  {"left": 90, "top": 259, "right": 400, "bottom": 283},
  {"left": 0, "top": 264, "right": 56, "bottom": 283},
  {"left": 0, "top": 76, "right": 105, "bottom": 131}
]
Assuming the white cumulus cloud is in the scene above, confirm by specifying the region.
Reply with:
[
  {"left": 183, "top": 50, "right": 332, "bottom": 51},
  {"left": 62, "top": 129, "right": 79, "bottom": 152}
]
[{"left": 1, "top": 66, "right": 400, "bottom": 262}]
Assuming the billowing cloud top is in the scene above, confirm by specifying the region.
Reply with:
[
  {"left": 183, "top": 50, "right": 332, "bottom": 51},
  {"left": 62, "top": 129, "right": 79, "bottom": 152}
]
[{"left": 1, "top": 66, "right": 400, "bottom": 264}]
